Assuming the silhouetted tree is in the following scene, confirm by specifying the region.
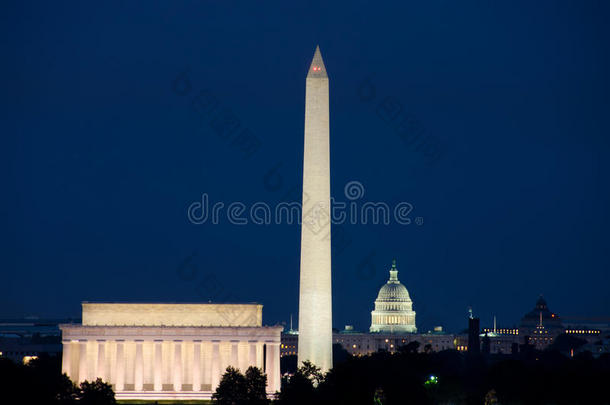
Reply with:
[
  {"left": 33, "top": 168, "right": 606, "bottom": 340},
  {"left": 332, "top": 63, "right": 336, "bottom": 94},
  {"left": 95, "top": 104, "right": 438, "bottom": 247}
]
[
  {"left": 245, "top": 366, "right": 269, "bottom": 405},
  {"left": 484, "top": 389, "right": 498, "bottom": 405},
  {"left": 332, "top": 343, "right": 351, "bottom": 365},
  {"left": 79, "top": 378, "right": 116, "bottom": 405},
  {"left": 213, "top": 366, "right": 248, "bottom": 405},
  {"left": 29, "top": 355, "right": 79, "bottom": 404},
  {"left": 299, "top": 360, "right": 324, "bottom": 385},
  {"left": 398, "top": 341, "right": 420, "bottom": 354},
  {"left": 0, "top": 354, "right": 80, "bottom": 404},
  {"left": 373, "top": 388, "right": 386, "bottom": 405},
  {"left": 276, "top": 361, "right": 321, "bottom": 405},
  {"left": 276, "top": 349, "right": 610, "bottom": 405},
  {"left": 280, "top": 354, "right": 297, "bottom": 375},
  {"left": 549, "top": 333, "right": 587, "bottom": 353}
]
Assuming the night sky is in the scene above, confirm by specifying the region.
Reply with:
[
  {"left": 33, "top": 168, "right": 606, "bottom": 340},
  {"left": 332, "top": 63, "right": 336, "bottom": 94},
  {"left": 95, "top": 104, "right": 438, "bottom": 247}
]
[{"left": 2, "top": 1, "right": 609, "bottom": 333}]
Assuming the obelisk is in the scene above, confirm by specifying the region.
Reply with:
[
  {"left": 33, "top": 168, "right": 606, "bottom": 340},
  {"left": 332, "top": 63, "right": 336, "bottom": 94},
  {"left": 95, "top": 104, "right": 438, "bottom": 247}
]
[{"left": 298, "top": 45, "right": 332, "bottom": 372}]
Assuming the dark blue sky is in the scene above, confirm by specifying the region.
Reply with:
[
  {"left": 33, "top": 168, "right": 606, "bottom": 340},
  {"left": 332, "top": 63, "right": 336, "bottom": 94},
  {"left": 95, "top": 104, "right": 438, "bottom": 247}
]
[{"left": 2, "top": 1, "right": 609, "bottom": 333}]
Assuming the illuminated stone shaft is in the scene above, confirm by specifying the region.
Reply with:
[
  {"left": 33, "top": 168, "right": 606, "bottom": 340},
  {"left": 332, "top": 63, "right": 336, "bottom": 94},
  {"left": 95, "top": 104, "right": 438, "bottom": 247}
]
[{"left": 298, "top": 46, "right": 333, "bottom": 373}]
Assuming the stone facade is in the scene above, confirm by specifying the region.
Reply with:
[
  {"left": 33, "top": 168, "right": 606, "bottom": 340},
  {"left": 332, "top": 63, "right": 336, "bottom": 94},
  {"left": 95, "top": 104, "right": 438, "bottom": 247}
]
[
  {"left": 60, "top": 303, "right": 282, "bottom": 400},
  {"left": 281, "top": 331, "right": 456, "bottom": 358},
  {"left": 82, "top": 302, "right": 263, "bottom": 327}
]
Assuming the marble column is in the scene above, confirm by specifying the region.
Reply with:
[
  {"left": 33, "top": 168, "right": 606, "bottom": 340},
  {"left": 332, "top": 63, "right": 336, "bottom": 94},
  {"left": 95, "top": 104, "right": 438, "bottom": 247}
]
[
  {"left": 248, "top": 340, "right": 257, "bottom": 368},
  {"left": 78, "top": 339, "right": 87, "bottom": 383},
  {"left": 115, "top": 340, "right": 125, "bottom": 391},
  {"left": 272, "top": 342, "right": 280, "bottom": 391},
  {"left": 193, "top": 340, "right": 201, "bottom": 392},
  {"left": 153, "top": 340, "right": 162, "bottom": 391},
  {"left": 134, "top": 340, "right": 143, "bottom": 391},
  {"left": 201, "top": 341, "right": 210, "bottom": 388},
  {"left": 173, "top": 340, "right": 182, "bottom": 391},
  {"left": 96, "top": 340, "right": 106, "bottom": 381},
  {"left": 230, "top": 340, "right": 239, "bottom": 367},
  {"left": 211, "top": 340, "right": 220, "bottom": 390},
  {"left": 238, "top": 341, "right": 249, "bottom": 372},
  {"left": 265, "top": 342, "right": 280, "bottom": 393},
  {"left": 61, "top": 340, "right": 71, "bottom": 377}
]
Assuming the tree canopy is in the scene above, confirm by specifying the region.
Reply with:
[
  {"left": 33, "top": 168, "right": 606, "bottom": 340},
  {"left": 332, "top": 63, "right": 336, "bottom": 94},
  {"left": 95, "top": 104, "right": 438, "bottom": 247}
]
[
  {"left": 0, "top": 354, "right": 116, "bottom": 405},
  {"left": 212, "top": 365, "right": 270, "bottom": 405}
]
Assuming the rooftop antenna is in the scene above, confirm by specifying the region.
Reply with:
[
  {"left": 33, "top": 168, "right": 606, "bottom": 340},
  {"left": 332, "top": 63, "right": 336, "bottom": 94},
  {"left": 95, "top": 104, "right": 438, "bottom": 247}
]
[
  {"left": 290, "top": 313, "right": 293, "bottom": 332},
  {"left": 493, "top": 315, "right": 497, "bottom": 334},
  {"left": 468, "top": 307, "right": 474, "bottom": 319}
]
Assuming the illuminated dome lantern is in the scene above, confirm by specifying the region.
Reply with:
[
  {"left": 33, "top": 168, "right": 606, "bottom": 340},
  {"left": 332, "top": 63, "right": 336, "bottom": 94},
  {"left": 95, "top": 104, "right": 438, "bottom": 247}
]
[{"left": 370, "top": 260, "right": 417, "bottom": 333}]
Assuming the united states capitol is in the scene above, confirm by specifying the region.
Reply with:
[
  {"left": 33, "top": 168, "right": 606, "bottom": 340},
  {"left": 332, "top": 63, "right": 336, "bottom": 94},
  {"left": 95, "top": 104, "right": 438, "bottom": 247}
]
[{"left": 280, "top": 260, "right": 607, "bottom": 360}]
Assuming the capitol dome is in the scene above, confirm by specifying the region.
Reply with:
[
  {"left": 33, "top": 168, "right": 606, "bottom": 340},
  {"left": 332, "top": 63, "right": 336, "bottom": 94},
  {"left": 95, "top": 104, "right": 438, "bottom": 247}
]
[
  {"left": 377, "top": 282, "right": 411, "bottom": 301},
  {"left": 370, "top": 260, "right": 417, "bottom": 333}
]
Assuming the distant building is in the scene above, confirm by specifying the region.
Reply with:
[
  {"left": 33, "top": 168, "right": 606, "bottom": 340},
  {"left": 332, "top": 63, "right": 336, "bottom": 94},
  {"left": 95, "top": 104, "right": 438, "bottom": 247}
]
[
  {"left": 281, "top": 327, "right": 455, "bottom": 359},
  {"left": 0, "top": 317, "right": 75, "bottom": 363},
  {"left": 281, "top": 330, "right": 298, "bottom": 357},
  {"left": 562, "top": 317, "right": 607, "bottom": 346},
  {"left": 335, "top": 330, "right": 454, "bottom": 356},
  {"left": 519, "top": 295, "right": 563, "bottom": 349},
  {"left": 282, "top": 276, "right": 610, "bottom": 361},
  {"left": 479, "top": 333, "right": 519, "bottom": 355},
  {"left": 370, "top": 261, "right": 417, "bottom": 333},
  {"left": 459, "top": 297, "right": 609, "bottom": 355},
  {"left": 481, "top": 327, "right": 519, "bottom": 336},
  {"left": 479, "top": 317, "right": 520, "bottom": 354}
]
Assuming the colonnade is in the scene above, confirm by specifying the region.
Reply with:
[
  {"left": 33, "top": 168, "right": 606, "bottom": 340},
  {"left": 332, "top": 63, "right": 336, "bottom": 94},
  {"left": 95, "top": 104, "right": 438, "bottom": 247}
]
[{"left": 61, "top": 337, "right": 280, "bottom": 395}]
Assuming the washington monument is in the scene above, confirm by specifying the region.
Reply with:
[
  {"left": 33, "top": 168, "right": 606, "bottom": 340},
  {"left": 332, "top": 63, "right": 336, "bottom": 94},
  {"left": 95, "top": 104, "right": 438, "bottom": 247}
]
[{"left": 298, "top": 46, "right": 333, "bottom": 372}]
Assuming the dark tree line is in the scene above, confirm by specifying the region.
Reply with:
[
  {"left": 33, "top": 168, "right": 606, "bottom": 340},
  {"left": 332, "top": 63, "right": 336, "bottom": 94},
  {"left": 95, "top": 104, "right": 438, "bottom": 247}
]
[
  {"left": 277, "top": 344, "right": 610, "bottom": 405},
  {"left": 4, "top": 342, "right": 609, "bottom": 404},
  {"left": 0, "top": 354, "right": 115, "bottom": 405}
]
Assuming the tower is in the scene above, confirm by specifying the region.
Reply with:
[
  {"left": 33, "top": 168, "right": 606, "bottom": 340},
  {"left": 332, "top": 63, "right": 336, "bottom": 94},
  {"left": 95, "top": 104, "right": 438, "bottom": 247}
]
[
  {"left": 468, "top": 316, "right": 481, "bottom": 354},
  {"left": 297, "top": 46, "right": 333, "bottom": 372}
]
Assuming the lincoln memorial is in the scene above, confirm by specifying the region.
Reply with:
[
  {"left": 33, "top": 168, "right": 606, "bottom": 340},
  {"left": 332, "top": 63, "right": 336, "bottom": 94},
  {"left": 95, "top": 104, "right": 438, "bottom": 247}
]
[{"left": 60, "top": 302, "right": 282, "bottom": 400}]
